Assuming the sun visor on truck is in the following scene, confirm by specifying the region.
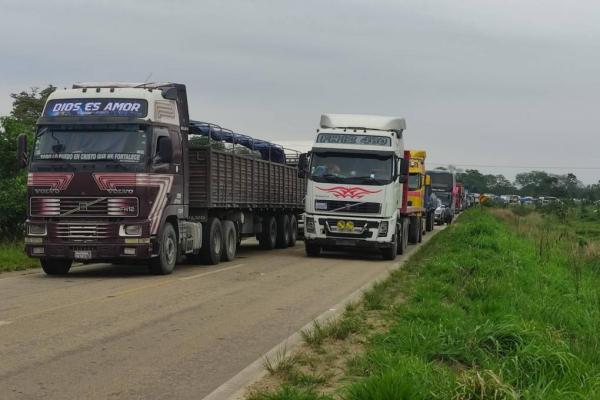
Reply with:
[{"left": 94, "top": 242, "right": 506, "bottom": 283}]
[{"left": 320, "top": 114, "right": 406, "bottom": 132}]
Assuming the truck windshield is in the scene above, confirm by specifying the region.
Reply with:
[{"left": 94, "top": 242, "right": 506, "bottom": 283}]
[
  {"left": 33, "top": 124, "right": 147, "bottom": 163},
  {"left": 428, "top": 172, "right": 454, "bottom": 190},
  {"left": 408, "top": 173, "right": 421, "bottom": 190},
  {"left": 310, "top": 152, "right": 393, "bottom": 185},
  {"left": 436, "top": 192, "right": 453, "bottom": 206}
]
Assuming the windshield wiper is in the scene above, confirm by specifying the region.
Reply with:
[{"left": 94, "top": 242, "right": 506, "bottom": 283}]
[{"left": 353, "top": 176, "right": 386, "bottom": 185}]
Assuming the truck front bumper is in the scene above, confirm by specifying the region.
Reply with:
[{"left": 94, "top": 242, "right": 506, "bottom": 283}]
[
  {"left": 24, "top": 239, "right": 153, "bottom": 262},
  {"left": 303, "top": 213, "right": 395, "bottom": 249}
]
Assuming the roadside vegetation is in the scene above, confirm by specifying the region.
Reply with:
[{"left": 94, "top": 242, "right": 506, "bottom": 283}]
[
  {"left": 0, "top": 242, "right": 38, "bottom": 272},
  {"left": 248, "top": 207, "right": 600, "bottom": 399}
]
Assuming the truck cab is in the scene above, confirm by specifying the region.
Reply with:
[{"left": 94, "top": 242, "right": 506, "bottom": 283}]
[
  {"left": 408, "top": 150, "right": 435, "bottom": 234},
  {"left": 20, "top": 83, "right": 190, "bottom": 275},
  {"left": 427, "top": 169, "right": 456, "bottom": 225},
  {"left": 302, "top": 114, "right": 410, "bottom": 260}
]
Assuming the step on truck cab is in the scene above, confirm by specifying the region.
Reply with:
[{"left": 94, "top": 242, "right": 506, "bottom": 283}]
[
  {"left": 18, "top": 82, "right": 305, "bottom": 275},
  {"left": 300, "top": 114, "right": 420, "bottom": 260}
]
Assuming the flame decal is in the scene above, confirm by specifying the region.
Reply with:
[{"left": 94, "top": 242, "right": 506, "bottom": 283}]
[
  {"left": 28, "top": 173, "right": 74, "bottom": 190},
  {"left": 93, "top": 173, "right": 173, "bottom": 234},
  {"left": 316, "top": 186, "right": 382, "bottom": 199}
]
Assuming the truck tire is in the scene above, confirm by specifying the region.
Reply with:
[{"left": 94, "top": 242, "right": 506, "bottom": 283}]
[
  {"left": 305, "top": 242, "right": 321, "bottom": 257},
  {"left": 426, "top": 211, "right": 434, "bottom": 232},
  {"left": 408, "top": 216, "right": 419, "bottom": 244},
  {"left": 418, "top": 218, "right": 423, "bottom": 243},
  {"left": 41, "top": 259, "right": 72, "bottom": 275},
  {"left": 399, "top": 220, "right": 409, "bottom": 255},
  {"left": 288, "top": 214, "right": 298, "bottom": 247},
  {"left": 201, "top": 217, "right": 222, "bottom": 265},
  {"left": 259, "top": 215, "right": 277, "bottom": 250},
  {"left": 381, "top": 234, "right": 397, "bottom": 260},
  {"left": 276, "top": 214, "right": 290, "bottom": 249},
  {"left": 149, "top": 222, "right": 177, "bottom": 275},
  {"left": 221, "top": 220, "right": 237, "bottom": 262}
]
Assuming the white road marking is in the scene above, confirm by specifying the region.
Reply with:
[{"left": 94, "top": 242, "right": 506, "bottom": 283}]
[{"left": 179, "top": 263, "right": 246, "bottom": 281}]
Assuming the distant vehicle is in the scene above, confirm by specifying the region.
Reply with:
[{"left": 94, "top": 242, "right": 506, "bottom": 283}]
[
  {"left": 521, "top": 196, "right": 534, "bottom": 205},
  {"left": 302, "top": 113, "right": 422, "bottom": 260},
  {"left": 473, "top": 193, "right": 480, "bottom": 204},
  {"left": 509, "top": 195, "right": 520, "bottom": 205},
  {"left": 408, "top": 150, "right": 435, "bottom": 235},
  {"left": 427, "top": 169, "right": 456, "bottom": 224},
  {"left": 539, "top": 196, "right": 559, "bottom": 205}
]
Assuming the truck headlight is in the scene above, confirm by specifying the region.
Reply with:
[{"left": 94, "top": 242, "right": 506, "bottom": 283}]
[
  {"left": 119, "top": 224, "right": 142, "bottom": 237},
  {"left": 314, "top": 201, "right": 328, "bottom": 210},
  {"left": 305, "top": 217, "right": 315, "bottom": 233},
  {"left": 28, "top": 223, "right": 47, "bottom": 236},
  {"left": 378, "top": 221, "right": 388, "bottom": 237}
]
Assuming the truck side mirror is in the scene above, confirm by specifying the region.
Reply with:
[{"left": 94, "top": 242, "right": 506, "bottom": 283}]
[
  {"left": 397, "top": 158, "right": 409, "bottom": 183},
  {"left": 425, "top": 175, "right": 431, "bottom": 185},
  {"left": 298, "top": 153, "right": 308, "bottom": 178},
  {"left": 16, "top": 134, "right": 28, "bottom": 168},
  {"left": 156, "top": 136, "right": 173, "bottom": 164}
]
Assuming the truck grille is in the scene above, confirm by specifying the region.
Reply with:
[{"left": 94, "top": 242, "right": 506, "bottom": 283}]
[
  {"left": 56, "top": 223, "right": 111, "bottom": 240},
  {"left": 315, "top": 200, "right": 381, "bottom": 214},
  {"left": 31, "top": 197, "right": 138, "bottom": 217}
]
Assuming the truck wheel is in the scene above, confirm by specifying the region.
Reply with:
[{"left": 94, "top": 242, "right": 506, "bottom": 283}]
[
  {"left": 288, "top": 214, "right": 298, "bottom": 247},
  {"left": 305, "top": 242, "right": 321, "bottom": 257},
  {"left": 221, "top": 220, "right": 237, "bottom": 262},
  {"left": 426, "top": 212, "right": 434, "bottom": 231},
  {"left": 201, "top": 217, "right": 222, "bottom": 265},
  {"left": 399, "top": 220, "right": 409, "bottom": 255},
  {"left": 381, "top": 235, "right": 397, "bottom": 260},
  {"left": 408, "top": 216, "right": 419, "bottom": 244},
  {"left": 418, "top": 218, "right": 423, "bottom": 243},
  {"left": 259, "top": 215, "right": 277, "bottom": 250},
  {"left": 276, "top": 214, "right": 290, "bottom": 249},
  {"left": 41, "top": 259, "right": 72, "bottom": 275},
  {"left": 149, "top": 222, "right": 177, "bottom": 275}
]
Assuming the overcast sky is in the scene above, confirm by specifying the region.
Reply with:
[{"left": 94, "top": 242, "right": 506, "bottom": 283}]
[{"left": 2, "top": 0, "right": 600, "bottom": 183}]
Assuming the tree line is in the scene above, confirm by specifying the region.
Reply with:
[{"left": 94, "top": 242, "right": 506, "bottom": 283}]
[
  {"left": 0, "top": 86, "right": 55, "bottom": 239},
  {"left": 457, "top": 169, "right": 600, "bottom": 200}
]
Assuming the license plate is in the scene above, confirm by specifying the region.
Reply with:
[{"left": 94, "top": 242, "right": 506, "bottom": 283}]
[
  {"left": 336, "top": 239, "right": 356, "bottom": 246},
  {"left": 74, "top": 250, "right": 92, "bottom": 260}
]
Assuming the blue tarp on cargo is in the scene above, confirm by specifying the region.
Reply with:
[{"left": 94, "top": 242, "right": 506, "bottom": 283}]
[{"left": 189, "top": 120, "right": 285, "bottom": 164}]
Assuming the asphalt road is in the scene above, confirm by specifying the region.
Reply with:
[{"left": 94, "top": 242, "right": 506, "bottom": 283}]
[{"left": 0, "top": 228, "right": 442, "bottom": 400}]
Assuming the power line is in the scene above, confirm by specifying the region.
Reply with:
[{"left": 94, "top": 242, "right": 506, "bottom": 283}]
[{"left": 428, "top": 163, "right": 600, "bottom": 171}]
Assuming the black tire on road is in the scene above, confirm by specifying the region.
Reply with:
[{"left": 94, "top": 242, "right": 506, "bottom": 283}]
[
  {"left": 276, "top": 214, "right": 290, "bottom": 249},
  {"left": 398, "top": 219, "right": 409, "bottom": 255},
  {"left": 418, "top": 218, "right": 423, "bottom": 243},
  {"left": 41, "top": 259, "right": 72, "bottom": 275},
  {"left": 221, "top": 220, "right": 237, "bottom": 262},
  {"left": 408, "top": 216, "right": 419, "bottom": 244},
  {"left": 426, "top": 211, "right": 434, "bottom": 232},
  {"left": 149, "top": 222, "right": 178, "bottom": 275},
  {"left": 288, "top": 214, "right": 298, "bottom": 247},
  {"left": 201, "top": 217, "right": 223, "bottom": 265},
  {"left": 305, "top": 242, "right": 321, "bottom": 257},
  {"left": 259, "top": 215, "right": 278, "bottom": 250}
]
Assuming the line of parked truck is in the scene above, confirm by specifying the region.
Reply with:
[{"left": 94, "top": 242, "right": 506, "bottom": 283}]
[{"left": 16, "top": 82, "right": 468, "bottom": 275}]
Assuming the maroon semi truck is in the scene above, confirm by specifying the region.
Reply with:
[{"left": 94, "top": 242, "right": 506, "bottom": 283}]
[{"left": 17, "top": 82, "right": 305, "bottom": 275}]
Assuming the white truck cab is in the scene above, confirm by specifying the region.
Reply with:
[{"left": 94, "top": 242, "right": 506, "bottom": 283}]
[{"left": 302, "top": 114, "right": 413, "bottom": 260}]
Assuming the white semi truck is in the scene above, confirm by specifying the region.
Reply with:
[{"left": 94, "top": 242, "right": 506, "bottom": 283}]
[{"left": 300, "top": 114, "right": 421, "bottom": 260}]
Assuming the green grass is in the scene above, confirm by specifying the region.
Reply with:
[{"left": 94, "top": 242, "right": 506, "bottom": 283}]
[
  {"left": 0, "top": 242, "right": 38, "bottom": 272},
  {"left": 249, "top": 208, "right": 600, "bottom": 399}
]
